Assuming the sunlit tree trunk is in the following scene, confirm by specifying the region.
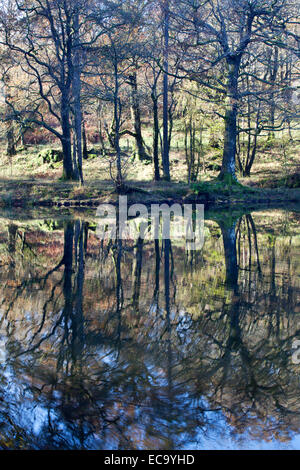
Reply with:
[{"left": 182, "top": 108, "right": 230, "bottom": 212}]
[
  {"left": 219, "top": 58, "right": 241, "bottom": 183},
  {"left": 162, "top": 0, "right": 170, "bottom": 181}
]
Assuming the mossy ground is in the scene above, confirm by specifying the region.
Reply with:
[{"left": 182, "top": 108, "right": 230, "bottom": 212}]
[{"left": 0, "top": 132, "right": 299, "bottom": 207}]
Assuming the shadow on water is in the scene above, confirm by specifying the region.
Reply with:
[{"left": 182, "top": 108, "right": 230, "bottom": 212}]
[{"left": 0, "top": 205, "right": 300, "bottom": 449}]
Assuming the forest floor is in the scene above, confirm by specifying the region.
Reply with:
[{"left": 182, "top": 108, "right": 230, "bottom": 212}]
[{"left": 0, "top": 135, "right": 299, "bottom": 209}]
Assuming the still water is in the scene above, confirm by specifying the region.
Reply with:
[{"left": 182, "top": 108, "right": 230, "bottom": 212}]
[{"left": 0, "top": 206, "right": 299, "bottom": 450}]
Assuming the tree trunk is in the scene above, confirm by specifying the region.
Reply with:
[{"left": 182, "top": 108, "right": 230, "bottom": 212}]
[
  {"left": 219, "top": 59, "right": 241, "bottom": 183},
  {"left": 82, "top": 120, "right": 88, "bottom": 160},
  {"left": 6, "top": 127, "right": 16, "bottom": 158},
  {"left": 72, "top": 131, "right": 79, "bottom": 181},
  {"left": 129, "top": 72, "right": 150, "bottom": 162},
  {"left": 244, "top": 132, "right": 258, "bottom": 177},
  {"left": 4, "top": 72, "right": 16, "bottom": 158},
  {"left": 268, "top": 47, "right": 279, "bottom": 140},
  {"left": 162, "top": 0, "right": 170, "bottom": 181},
  {"left": 152, "top": 89, "right": 160, "bottom": 181},
  {"left": 61, "top": 94, "right": 74, "bottom": 180},
  {"left": 73, "top": 8, "right": 84, "bottom": 185},
  {"left": 114, "top": 63, "right": 123, "bottom": 191}
]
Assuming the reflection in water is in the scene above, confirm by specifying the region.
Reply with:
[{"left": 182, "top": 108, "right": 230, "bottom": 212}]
[{"left": 0, "top": 208, "right": 299, "bottom": 449}]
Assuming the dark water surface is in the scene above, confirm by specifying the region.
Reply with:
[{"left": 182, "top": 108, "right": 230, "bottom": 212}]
[{"left": 0, "top": 206, "right": 300, "bottom": 450}]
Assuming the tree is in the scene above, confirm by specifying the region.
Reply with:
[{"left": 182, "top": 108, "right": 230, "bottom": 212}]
[
  {"left": 145, "top": 58, "right": 162, "bottom": 180},
  {"left": 0, "top": 1, "right": 19, "bottom": 158},
  {"left": 0, "top": 0, "right": 97, "bottom": 180},
  {"left": 174, "top": 0, "right": 299, "bottom": 183},
  {"left": 162, "top": 0, "right": 170, "bottom": 181},
  {"left": 90, "top": 0, "right": 151, "bottom": 190}
]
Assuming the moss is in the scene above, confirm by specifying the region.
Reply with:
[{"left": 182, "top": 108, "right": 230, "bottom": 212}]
[
  {"left": 217, "top": 171, "right": 239, "bottom": 186},
  {"left": 191, "top": 178, "right": 255, "bottom": 197},
  {"left": 37, "top": 220, "right": 61, "bottom": 232},
  {"left": 38, "top": 148, "right": 63, "bottom": 164}
]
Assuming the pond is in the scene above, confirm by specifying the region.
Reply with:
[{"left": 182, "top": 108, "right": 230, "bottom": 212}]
[{"left": 0, "top": 205, "right": 299, "bottom": 450}]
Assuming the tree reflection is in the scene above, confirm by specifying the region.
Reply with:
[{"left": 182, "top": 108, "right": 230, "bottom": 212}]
[{"left": 0, "top": 209, "right": 300, "bottom": 449}]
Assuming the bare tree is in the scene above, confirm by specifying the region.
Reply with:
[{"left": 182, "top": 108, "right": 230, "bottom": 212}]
[
  {"left": 0, "top": 0, "right": 100, "bottom": 180},
  {"left": 174, "top": 0, "right": 299, "bottom": 183}
]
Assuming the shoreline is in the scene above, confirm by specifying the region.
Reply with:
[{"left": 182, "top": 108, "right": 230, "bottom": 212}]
[{"left": 1, "top": 180, "right": 300, "bottom": 209}]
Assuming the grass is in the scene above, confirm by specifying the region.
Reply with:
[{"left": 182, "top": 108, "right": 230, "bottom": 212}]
[{"left": 0, "top": 130, "right": 299, "bottom": 207}]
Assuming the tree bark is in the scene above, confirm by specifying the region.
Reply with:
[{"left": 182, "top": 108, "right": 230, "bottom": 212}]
[
  {"left": 61, "top": 94, "right": 74, "bottom": 180},
  {"left": 82, "top": 120, "right": 88, "bottom": 160},
  {"left": 4, "top": 72, "right": 16, "bottom": 158},
  {"left": 114, "top": 63, "right": 123, "bottom": 191},
  {"left": 268, "top": 47, "right": 279, "bottom": 140},
  {"left": 162, "top": 0, "right": 170, "bottom": 181},
  {"left": 151, "top": 88, "right": 160, "bottom": 181},
  {"left": 129, "top": 72, "right": 150, "bottom": 162},
  {"left": 219, "top": 58, "right": 241, "bottom": 183},
  {"left": 73, "top": 7, "right": 84, "bottom": 185}
]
